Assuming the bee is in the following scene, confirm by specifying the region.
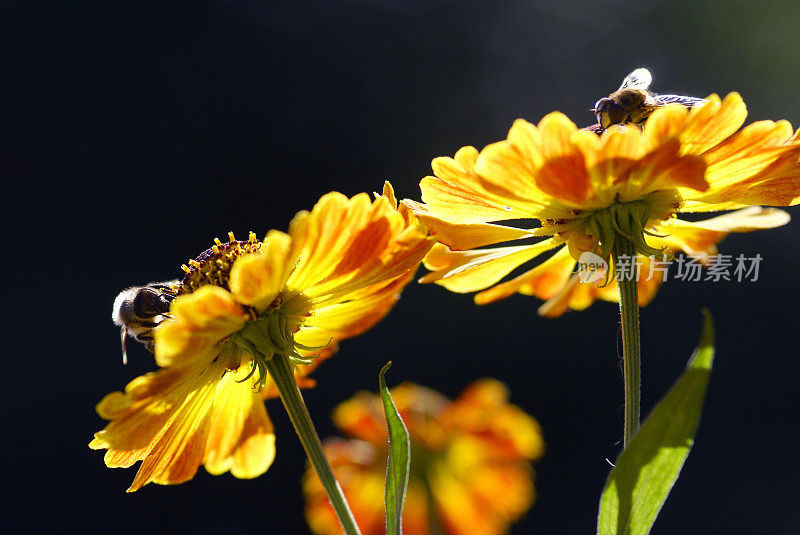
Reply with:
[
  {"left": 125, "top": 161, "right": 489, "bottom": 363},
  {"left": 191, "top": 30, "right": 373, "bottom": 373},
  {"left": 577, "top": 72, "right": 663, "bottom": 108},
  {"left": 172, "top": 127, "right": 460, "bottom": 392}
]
[
  {"left": 112, "top": 280, "right": 181, "bottom": 364},
  {"left": 592, "top": 68, "right": 707, "bottom": 130}
]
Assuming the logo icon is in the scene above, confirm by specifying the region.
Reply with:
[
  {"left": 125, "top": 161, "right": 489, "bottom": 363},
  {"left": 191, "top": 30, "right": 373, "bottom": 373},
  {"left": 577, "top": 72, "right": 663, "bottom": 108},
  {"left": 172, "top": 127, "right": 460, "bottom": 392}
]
[{"left": 577, "top": 252, "right": 608, "bottom": 283}]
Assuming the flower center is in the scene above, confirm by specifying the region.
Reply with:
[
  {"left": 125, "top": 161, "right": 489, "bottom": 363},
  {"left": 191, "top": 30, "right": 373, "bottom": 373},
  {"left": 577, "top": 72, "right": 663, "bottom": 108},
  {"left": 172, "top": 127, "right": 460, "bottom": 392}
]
[{"left": 180, "top": 231, "right": 262, "bottom": 294}]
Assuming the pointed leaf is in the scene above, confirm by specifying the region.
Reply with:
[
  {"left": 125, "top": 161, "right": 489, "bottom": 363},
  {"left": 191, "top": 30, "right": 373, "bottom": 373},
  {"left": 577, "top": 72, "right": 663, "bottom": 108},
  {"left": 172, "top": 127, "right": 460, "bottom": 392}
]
[
  {"left": 598, "top": 310, "right": 715, "bottom": 535},
  {"left": 379, "top": 362, "right": 411, "bottom": 535}
]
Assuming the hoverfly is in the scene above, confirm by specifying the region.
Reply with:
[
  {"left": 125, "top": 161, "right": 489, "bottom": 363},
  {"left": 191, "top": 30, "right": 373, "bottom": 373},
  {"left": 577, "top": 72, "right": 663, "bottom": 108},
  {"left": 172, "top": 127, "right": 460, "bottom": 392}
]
[
  {"left": 591, "top": 68, "right": 707, "bottom": 131},
  {"left": 112, "top": 280, "right": 180, "bottom": 364}
]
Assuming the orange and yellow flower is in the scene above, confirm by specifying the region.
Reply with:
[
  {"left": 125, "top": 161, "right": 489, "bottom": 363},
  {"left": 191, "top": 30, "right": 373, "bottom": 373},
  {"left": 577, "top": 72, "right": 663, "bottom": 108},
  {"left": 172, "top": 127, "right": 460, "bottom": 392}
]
[
  {"left": 403, "top": 93, "right": 800, "bottom": 315},
  {"left": 90, "top": 183, "right": 435, "bottom": 491},
  {"left": 303, "top": 379, "right": 544, "bottom": 535}
]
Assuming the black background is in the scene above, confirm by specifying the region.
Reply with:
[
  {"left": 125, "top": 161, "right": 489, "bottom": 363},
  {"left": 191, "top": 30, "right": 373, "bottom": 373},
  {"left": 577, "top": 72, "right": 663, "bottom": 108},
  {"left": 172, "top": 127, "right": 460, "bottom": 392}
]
[{"left": 4, "top": 1, "right": 800, "bottom": 533}]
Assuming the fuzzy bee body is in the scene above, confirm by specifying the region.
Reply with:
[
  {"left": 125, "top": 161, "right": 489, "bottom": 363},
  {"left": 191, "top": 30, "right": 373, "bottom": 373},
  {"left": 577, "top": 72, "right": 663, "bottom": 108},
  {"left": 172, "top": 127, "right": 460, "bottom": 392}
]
[
  {"left": 112, "top": 280, "right": 181, "bottom": 363},
  {"left": 592, "top": 68, "right": 707, "bottom": 130}
]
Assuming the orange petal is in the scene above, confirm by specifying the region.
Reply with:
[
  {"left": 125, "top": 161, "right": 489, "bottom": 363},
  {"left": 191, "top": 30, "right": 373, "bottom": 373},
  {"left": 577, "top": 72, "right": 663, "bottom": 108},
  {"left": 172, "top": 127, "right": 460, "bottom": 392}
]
[
  {"left": 416, "top": 176, "right": 530, "bottom": 223},
  {"left": 288, "top": 189, "right": 433, "bottom": 303},
  {"left": 332, "top": 393, "right": 389, "bottom": 445},
  {"left": 618, "top": 139, "right": 708, "bottom": 202},
  {"left": 445, "top": 379, "right": 544, "bottom": 460},
  {"left": 534, "top": 152, "right": 593, "bottom": 205}
]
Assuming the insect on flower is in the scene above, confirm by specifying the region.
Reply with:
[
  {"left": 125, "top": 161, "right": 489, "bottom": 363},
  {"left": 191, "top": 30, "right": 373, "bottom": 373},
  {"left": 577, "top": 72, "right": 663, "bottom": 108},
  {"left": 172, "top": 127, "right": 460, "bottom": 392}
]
[
  {"left": 592, "top": 68, "right": 707, "bottom": 130},
  {"left": 112, "top": 280, "right": 180, "bottom": 364},
  {"left": 92, "top": 184, "right": 437, "bottom": 492}
]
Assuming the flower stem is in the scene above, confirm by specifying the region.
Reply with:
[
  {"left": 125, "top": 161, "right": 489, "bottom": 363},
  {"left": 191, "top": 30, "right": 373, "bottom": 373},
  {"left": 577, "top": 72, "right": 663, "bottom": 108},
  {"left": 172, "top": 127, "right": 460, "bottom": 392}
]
[
  {"left": 264, "top": 354, "right": 361, "bottom": 535},
  {"left": 613, "top": 237, "right": 641, "bottom": 448},
  {"left": 422, "top": 473, "right": 443, "bottom": 535}
]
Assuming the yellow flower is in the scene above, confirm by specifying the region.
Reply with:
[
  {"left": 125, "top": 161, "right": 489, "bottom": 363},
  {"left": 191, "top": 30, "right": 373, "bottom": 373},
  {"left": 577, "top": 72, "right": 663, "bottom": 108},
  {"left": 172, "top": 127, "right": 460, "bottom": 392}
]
[
  {"left": 90, "top": 183, "right": 435, "bottom": 491},
  {"left": 403, "top": 94, "right": 800, "bottom": 315},
  {"left": 303, "top": 380, "right": 544, "bottom": 535}
]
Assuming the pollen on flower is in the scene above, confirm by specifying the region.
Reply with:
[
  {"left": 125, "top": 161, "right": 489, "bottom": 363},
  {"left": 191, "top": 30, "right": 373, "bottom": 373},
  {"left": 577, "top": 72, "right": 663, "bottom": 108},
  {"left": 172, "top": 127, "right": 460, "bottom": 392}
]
[{"left": 181, "top": 231, "right": 263, "bottom": 294}]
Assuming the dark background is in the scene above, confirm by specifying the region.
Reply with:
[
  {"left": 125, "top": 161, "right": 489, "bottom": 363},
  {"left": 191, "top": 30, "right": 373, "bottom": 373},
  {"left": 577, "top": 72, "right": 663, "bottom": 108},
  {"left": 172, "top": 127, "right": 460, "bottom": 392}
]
[{"left": 4, "top": 1, "right": 800, "bottom": 533}]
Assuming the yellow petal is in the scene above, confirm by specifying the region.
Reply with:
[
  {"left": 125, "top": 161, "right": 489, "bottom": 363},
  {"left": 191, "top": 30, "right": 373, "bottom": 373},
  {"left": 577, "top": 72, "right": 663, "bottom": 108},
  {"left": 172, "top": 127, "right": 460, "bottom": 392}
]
[
  {"left": 230, "top": 230, "right": 298, "bottom": 312},
  {"left": 473, "top": 142, "right": 551, "bottom": 206},
  {"left": 203, "top": 367, "right": 276, "bottom": 479},
  {"left": 647, "top": 207, "right": 790, "bottom": 262},
  {"left": 474, "top": 246, "right": 573, "bottom": 304},
  {"left": 420, "top": 239, "right": 562, "bottom": 293},
  {"left": 410, "top": 207, "right": 534, "bottom": 250},
  {"left": 680, "top": 206, "right": 790, "bottom": 232},
  {"left": 506, "top": 118, "right": 545, "bottom": 169},
  {"left": 538, "top": 111, "right": 579, "bottom": 158},
  {"left": 536, "top": 274, "right": 582, "bottom": 317},
  {"left": 642, "top": 103, "right": 691, "bottom": 149},
  {"left": 155, "top": 285, "right": 248, "bottom": 368},
  {"left": 296, "top": 273, "right": 413, "bottom": 348},
  {"left": 90, "top": 359, "right": 225, "bottom": 491},
  {"left": 680, "top": 93, "right": 747, "bottom": 154}
]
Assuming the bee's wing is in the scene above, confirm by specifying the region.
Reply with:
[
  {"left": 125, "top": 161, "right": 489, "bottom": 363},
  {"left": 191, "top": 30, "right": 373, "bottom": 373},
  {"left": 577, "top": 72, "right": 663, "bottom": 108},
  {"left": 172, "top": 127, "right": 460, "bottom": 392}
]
[
  {"left": 618, "top": 68, "right": 652, "bottom": 91},
  {"left": 148, "top": 279, "right": 182, "bottom": 291},
  {"left": 654, "top": 94, "right": 708, "bottom": 108}
]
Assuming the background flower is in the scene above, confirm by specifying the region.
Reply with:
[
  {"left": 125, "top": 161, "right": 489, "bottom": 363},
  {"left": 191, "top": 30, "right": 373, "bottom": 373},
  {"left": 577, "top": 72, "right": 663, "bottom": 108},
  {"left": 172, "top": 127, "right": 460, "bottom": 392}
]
[{"left": 304, "top": 379, "right": 544, "bottom": 535}]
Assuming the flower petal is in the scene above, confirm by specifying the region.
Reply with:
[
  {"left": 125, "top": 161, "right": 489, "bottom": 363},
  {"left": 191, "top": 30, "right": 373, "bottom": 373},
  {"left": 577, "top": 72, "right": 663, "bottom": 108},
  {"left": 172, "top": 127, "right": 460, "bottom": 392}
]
[
  {"left": 203, "top": 367, "right": 276, "bottom": 479},
  {"left": 646, "top": 207, "right": 789, "bottom": 262},
  {"left": 420, "top": 239, "right": 562, "bottom": 293},
  {"left": 90, "top": 359, "right": 226, "bottom": 491},
  {"left": 407, "top": 205, "right": 534, "bottom": 250},
  {"left": 229, "top": 230, "right": 299, "bottom": 312},
  {"left": 416, "top": 142, "right": 542, "bottom": 224},
  {"left": 287, "top": 188, "right": 433, "bottom": 303},
  {"left": 681, "top": 93, "right": 748, "bottom": 154},
  {"left": 295, "top": 272, "right": 414, "bottom": 349},
  {"left": 474, "top": 246, "right": 574, "bottom": 304},
  {"left": 155, "top": 285, "right": 248, "bottom": 368}
]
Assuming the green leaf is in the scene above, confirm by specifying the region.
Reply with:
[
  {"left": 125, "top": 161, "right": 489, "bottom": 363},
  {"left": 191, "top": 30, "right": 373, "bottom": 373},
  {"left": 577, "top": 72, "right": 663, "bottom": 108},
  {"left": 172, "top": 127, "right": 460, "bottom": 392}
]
[
  {"left": 379, "top": 362, "right": 411, "bottom": 535},
  {"left": 598, "top": 310, "right": 715, "bottom": 535}
]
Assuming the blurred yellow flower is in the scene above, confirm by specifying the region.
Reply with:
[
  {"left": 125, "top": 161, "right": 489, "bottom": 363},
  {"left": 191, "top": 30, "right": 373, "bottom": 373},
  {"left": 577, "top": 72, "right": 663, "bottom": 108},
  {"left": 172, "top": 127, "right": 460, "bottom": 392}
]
[
  {"left": 403, "top": 94, "right": 800, "bottom": 315},
  {"left": 303, "top": 380, "right": 544, "bottom": 535},
  {"left": 90, "top": 183, "right": 435, "bottom": 491}
]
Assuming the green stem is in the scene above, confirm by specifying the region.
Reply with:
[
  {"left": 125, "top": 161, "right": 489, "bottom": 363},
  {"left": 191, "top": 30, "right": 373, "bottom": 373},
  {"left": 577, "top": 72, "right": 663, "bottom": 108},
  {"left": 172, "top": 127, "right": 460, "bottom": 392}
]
[
  {"left": 613, "top": 237, "right": 641, "bottom": 448},
  {"left": 422, "top": 473, "right": 443, "bottom": 535},
  {"left": 264, "top": 354, "right": 361, "bottom": 535}
]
